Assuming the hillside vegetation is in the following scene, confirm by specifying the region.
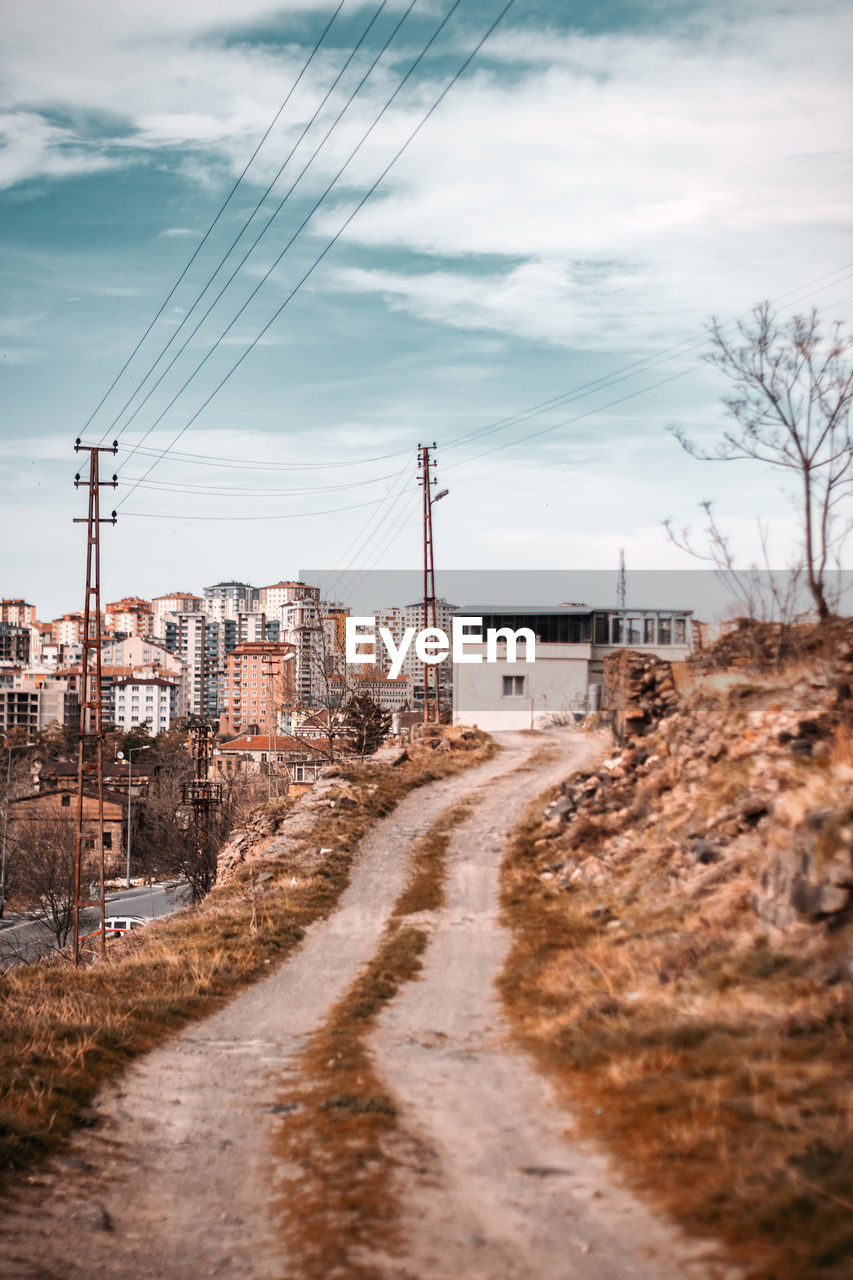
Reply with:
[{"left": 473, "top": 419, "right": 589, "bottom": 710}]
[
  {"left": 0, "top": 730, "right": 493, "bottom": 1182},
  {"left": 500, "top": 620, "right": 853, "bottom": 1279}
]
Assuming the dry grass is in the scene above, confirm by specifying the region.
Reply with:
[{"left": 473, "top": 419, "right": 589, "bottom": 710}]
[
  {"left": 273, "top": 800, "right": 472, "bottom": 1280},
  {"left": 0, "top": 735, "right": 494, "bottom": 1186},
  {"left": 498, "top": 794, "right": 853, "bottom": 1280}
]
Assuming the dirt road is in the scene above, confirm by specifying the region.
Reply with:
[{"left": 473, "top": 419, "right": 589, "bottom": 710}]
[{"left": 0, "top": 731, "right": 735, "bottom": 1279}]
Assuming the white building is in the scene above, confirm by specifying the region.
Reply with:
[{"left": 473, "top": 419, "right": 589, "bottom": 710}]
[
  {"left": 259, "top": 580, "right": 317, "bottom": 614},
  {"left": 151, "top": 592, "right": 203, "bottom": 639},
  {"left": 451, "top": 605, "right": 693, "bottom": 731},
  {"left": 113, "top": 678, "right": 178, "bottom": 734}
]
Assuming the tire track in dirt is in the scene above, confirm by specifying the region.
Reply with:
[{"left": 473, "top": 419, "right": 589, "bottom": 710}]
[
  {"left": 0, "top": 734, "right": 541, "bottom": 1280},
  {"left": 362, "top": 732, "right": 741, "bottom": 1280}
]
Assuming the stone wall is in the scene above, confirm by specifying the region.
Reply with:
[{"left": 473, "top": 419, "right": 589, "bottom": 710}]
[{"left": 602, "top": 649, "right": 679, "bottom": 741}]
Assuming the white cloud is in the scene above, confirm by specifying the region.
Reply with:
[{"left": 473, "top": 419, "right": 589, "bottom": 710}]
[
  {"left": 314, "top": 8, "right": 853, "bottom": 344},
  {"left": 0, "top": 111, "right": 119, "bottom": 188},
  {"left": 333, "top": 259, "right": 659, "bottom": 349}
]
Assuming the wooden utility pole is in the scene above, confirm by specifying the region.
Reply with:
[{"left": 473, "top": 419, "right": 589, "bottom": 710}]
[{"left": 72, "top": 439, "right": 117, "bottom": 967}]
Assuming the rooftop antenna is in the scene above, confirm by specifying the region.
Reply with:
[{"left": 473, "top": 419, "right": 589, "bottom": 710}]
[{"left": 617, "top": 548, "right": 626, "bottom": 612}]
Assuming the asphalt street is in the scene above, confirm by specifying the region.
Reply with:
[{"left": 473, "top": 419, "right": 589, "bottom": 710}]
[{"left": 0, "top": 881, "right": 186, "bottom": 967}]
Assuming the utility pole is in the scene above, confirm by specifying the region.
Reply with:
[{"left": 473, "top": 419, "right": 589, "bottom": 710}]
[
  {"left": 418, "top": 443, "right": 439, "bottom": 724},
  {"left": 72, "top": 440, "right": 117, "bottom": 967},
  {"left": 181, "top": 721, "right": 222, "bottom": 901},
  {"left": 117, "top": 744, "right": 151, "bottom": 889}
]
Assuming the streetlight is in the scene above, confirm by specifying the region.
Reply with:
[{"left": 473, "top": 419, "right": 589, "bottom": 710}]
[
  {"left": 1, "top": 740, "right": 35, "bottom": 918},
  {"left": 116, "top": 745, "right": 151, "bottom": 889}
]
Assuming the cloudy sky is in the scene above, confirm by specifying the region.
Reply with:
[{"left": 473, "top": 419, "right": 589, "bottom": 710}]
[{"left": 1, "top": 0, "right": 851, "bottom": 619}]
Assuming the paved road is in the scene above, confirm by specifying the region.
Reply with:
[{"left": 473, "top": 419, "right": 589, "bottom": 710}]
[{"left": 0, "top": 882, "right": 186, "bottom": 966}]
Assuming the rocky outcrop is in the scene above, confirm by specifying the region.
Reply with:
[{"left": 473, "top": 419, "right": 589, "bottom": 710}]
[
  {"left": 216, "top": 772, "right": 367, "bottom": 886},
  {"left": 540, "top": 619, "right": 853, "bottom": 942},
  {"left": 603, "top": 649, "right": 679, "bottom": 740}
]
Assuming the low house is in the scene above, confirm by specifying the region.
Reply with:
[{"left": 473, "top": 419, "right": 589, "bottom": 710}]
[
  {"left": 213, "top": 733, "right": 330, "bottom": 786},
  {"left": 451, "top": 604, "right": 693, "bottom": 731},
  {"left": 5, "top": 784, "right": 127, "bottom": 876}
]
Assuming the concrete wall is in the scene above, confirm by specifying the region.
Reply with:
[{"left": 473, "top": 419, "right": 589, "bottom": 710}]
[{"left": 452, "top": 643, "right": 592, "bottom": 730}]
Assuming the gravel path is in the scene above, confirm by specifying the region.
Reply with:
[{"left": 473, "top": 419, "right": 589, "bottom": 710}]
[
  {"left": 0, "top": 731, "right": 736, "bottom": 1279},
  {"left": 365, "top": 736, "right": 737, "bottom": 1280}
]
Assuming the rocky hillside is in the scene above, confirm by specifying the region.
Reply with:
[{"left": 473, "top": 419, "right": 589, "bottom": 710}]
[
  {"left": 501, "top": 619, "right": 853, "bottom": 1280},
  {"left": 556, "top": 620, "right": 853, "bottom": 941}
]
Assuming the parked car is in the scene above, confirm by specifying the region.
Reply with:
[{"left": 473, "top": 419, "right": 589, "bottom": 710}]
[{"left": 82, "top": 915, "right": 151, "bottom": 940}]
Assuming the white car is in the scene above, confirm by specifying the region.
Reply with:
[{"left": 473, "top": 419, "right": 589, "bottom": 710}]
[{"left": 83, "top": 915, "right": 151, "bottom": 940}]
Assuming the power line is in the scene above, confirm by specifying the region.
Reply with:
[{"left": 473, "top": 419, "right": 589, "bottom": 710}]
[
  {"left": 321, "top": 457, "right": 413, "bottom": 595},
  {"left": 116, "top": 0, "right": 517, "bottom": 510},
  {"left": 105, "top": 260, "right": 853, "bottom": 487},
  {"left": 438, "top": 263, "right": 853, "bottom": 456},
  {"left": 115, "top": 283, "right": 853, "bottom": 525},
  {"left": 115, "top": 469, "right": 401, "bottom": 496},
  {"left": 85, "top": 0, "right": 347, "bottom": 440},
  {"left": 444, "top": 288, "right": 853, "bottom": 475},
  {"left": 97, "top": 441, "right": 412, "bottom": 471},
  {"left": 114, "top": 0, "right": 453, "bottom": 481},
  {"left": 101, "top": 0, "right": 397, "bottom": 448},
  {"left": 123, "top": 496, "right": 389, "bottom": 521}
]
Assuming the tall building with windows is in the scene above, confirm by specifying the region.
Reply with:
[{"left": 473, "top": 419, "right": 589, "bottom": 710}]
[
  {"left": 152, "top": 592, "right": 203, "bottom": 638},
  {"left": 113, "top": 678, "right": 179, "bottom": 734},
  {"left": 219, "top": 641, "right": 295, "bottom": 737},
  {"left": 104, "top": 596, "right": 155, "bottom": 637},
  {"left": 164, "top": 613, "right": 223, "bottom": 720}
]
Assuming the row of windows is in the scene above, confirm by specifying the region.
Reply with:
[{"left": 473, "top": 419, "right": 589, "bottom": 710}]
[{"left": 594, "top": 613, "right": 688, "bottom": 647}]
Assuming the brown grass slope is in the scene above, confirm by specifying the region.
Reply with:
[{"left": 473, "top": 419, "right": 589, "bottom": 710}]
[
  {"left": 0, "top": 731, "right": 494, "bottom": 1185},
  {"left": 499, "top": 621, "right": 853, "bottom": 1280}
]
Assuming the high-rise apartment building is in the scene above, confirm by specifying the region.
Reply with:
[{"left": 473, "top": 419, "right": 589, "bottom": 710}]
[
  {"left": 219, "top": 641, "right": 295, "bottom": 737},
  {"left": 104, "top": 596, "right": 155, "bottom": 637}
]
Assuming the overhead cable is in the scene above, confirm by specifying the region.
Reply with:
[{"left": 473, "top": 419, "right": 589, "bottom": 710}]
[
  {"left": 85, "top": 0, "right": 347, "bottom": 439},
  {"left": 117, "top": 0, "right": 517, "bottom": 510},
  {"left": 102, "top": 0, "right": 396, "bottom": 447}
]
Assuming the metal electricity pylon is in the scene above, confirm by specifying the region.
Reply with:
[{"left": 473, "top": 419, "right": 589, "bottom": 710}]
[
  {"left": 181, "top": 720, "right": 222, "bottom": 901},
  {"left": 72, "top": 439, "right": 117, "bottom": 967}
]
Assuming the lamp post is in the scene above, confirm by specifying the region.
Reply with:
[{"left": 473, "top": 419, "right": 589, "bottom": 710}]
[
  {"left": 1, "top": 740, "right": 35, "bottom": 918},
  {"left": 117, "top": 745, "right": 151, "bottom": 890}
]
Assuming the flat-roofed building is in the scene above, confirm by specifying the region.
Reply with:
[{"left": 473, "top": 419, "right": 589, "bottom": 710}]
[{"left": 451, "top": 604, "right": 694, "bottom": 731}]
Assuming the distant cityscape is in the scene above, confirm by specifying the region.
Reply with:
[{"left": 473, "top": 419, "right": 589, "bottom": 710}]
[{"left": 0, "top": 583, "right": 696, "bottom": 739}]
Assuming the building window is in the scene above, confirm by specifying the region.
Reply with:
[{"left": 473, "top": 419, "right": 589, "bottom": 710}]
[
  {"left": 103, "top": 832, "right": 112, "bottom": 850},
  {"left": 61, "top": 794, "right": 71, "bottom": 807},
  {"left": 502, "top": 675, "right": 525, "bottom": 697},
  {"left": 644, "top": 616, "right": 656, "bottom": 645},
  {"left": 658, "top": 616, "right": 672, "bottom": 645},
  {"left": 611, "top": 616, "right": 624, "bottom": 644},
  {"left": 674, "top": 616, "right": 687, "bottom": 645}
]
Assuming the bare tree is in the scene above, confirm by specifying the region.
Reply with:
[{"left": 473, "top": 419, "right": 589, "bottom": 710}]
[
  {"left": 670, "top": 303, "right": 853, "bottom": 621},
  {"left": 664, "top": 501, "right": 804, "bottom": 626},
  {"left": 10, "top": 818, "right": 79, "bottom": 948}
]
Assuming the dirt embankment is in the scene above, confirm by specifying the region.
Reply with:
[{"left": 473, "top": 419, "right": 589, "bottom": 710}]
[{"left": 500, "top": 621, "right": 853, "bottom": 1280}]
